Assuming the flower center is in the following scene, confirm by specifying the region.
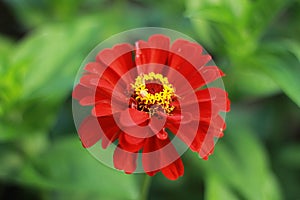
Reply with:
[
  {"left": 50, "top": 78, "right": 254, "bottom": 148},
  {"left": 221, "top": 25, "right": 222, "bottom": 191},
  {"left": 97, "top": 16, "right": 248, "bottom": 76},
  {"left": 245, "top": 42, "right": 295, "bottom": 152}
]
[{"left": 131, "top": 72, "right": 176, "bottom": 115}]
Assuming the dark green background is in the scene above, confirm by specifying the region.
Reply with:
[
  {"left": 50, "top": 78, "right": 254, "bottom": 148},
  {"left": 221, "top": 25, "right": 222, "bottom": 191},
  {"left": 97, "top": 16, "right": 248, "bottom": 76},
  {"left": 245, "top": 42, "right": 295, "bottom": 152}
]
[{"left": 0, "top": 0, "right": 300, "bottom": 199}]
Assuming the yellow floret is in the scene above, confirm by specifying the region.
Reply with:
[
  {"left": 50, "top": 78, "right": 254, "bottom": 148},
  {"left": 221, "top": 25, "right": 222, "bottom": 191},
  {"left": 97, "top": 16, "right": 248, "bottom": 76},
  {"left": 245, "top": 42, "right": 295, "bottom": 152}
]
[{"left": 131, "top": 73, "right": 175, "bottom": 114}]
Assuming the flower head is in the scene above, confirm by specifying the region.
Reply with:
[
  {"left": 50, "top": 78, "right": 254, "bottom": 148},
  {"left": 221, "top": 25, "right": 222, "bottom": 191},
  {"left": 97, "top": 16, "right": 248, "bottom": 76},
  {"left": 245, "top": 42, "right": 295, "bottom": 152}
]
[{"left": 73, "top": 34, "right": 230, "bottom": 180}]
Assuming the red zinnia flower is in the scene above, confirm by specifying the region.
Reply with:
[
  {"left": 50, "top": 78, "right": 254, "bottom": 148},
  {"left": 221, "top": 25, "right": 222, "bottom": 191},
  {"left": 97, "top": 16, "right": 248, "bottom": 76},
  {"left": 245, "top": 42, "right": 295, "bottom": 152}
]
[{"left": 73, "top": 34, "right": 230, "bottom": 180}]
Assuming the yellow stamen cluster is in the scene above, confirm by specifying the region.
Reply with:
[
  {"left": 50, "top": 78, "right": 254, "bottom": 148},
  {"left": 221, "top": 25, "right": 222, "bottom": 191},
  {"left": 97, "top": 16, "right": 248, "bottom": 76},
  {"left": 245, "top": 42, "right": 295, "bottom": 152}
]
[{"left": 131, "top": 72, "right": 175, "bottom": 114}]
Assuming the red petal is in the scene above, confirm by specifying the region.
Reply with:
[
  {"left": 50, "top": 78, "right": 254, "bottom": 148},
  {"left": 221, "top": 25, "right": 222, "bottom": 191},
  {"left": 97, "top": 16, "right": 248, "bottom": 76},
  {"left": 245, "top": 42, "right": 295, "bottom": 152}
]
[
  {"left": 101, "top": 67, "right": 123, "bottom": 86},
  {"left": 166, "top": 120, "right": 199, "bottom": 151},
  {"left": 80, "top": 72, "right": 122, "bottom": 91},
  {"left": 96, "top": 43, "right": 135, "bottom": 82},
  {"left": 119, "top": 132, "right": 145, "bottom": 152},
  {"left": 180, "top": 101, "right": 212, "bottom": 119},
  {"left": 79, "top": 74, "right": 100, "bottom": 88},
  {"left": 173, "top": 65, "right": 224, "bottom": 96},
  {"left": 192, "top": 116, "right": 225, "bottom": 154},
  {"left": 113, "top": 146, "right": 137, "bottom": 174},
  {"left": 199, "top": 133, "right": 215, "bottom": 160},
  {"left": 142, "top": 136, "right": 183, "bottom": 180},
  {"left": 73, "top": 84, "right": 96, "bottom": 105},
  {"left": 168, "top": 39, "right": 211, "bottom": 86},
  {"left": 73, "top": 83, "right": 117, "bottom": 106},
  {"left": 166, "top": 114, "right": 182, "bottom": 124},
  {"left": 78, "top": 96, "right": 94, "bottom": 106},
  {"left": 167, "top": 112, "right": 192, "bottom": 125},
  {"left": 169, "top": 39, "right": 208, "bottom": 70},
  {"left": 135, "top": 34, "right": 170, "bottom": 66},
  {"left": 180, "top": 88, "right": 230, "bottom": 119},
  {"left": 167, "top": 67, "right": 205, "bottom": 96},
  {"left": 76, "top": 74, "right": 117, "bottom": 103},
  {"left": 118, "top": 109, "right": 150, "bottom": 139},
  {"left": 171, "top": 39, "right": 190, "bottom": 48},
  {"left": 84, "top": 62, "right": 106, "bottom": 75},
  {"left": 156, "top": 129, "right": 168, "bottom": 140},
  {"left": 78, "top": 116, "right": 102, "bottom": 148},
  {"left": 199, "top": 66, "right": 225, "bottom": 85},
  {"left": 166, "top": 114, "right": 225, "bottom": 153},
  {"left": 79, "top": 73, "right": 125, "bottom": 97},
  {"left": 183, "top": 87, "right": 228, "bottom": 104},
  {"left": 195, "top": 55, "right": 212, "bottom": 70},
  {"left": 92, "top": 98, "right": 127, "bottom": 117},
  {"left": 92, "top": 102, "right": 113, "bottom": 117},
  {"left": 97, "top": 116, "right": 120, "bottom": 149},
  {"left": 168, "top": 39, "right": 224, "bottom": 94},
  {"left": 94, "top": 78, "right": 127, "bottom": 103},
  {"left": 148, "top": 34, "right": 170, "bottom": 50},
  {"left": 210, "top": 115, "right": 226, "bottom": 137},
  {"left": 119, "top": 108, "right": 149, "bottom": 127},
  {"left": 170, "top": 38, "right": 212, "bottom": 67},
  {"left": 200, "top": 88, "right": 230, "bottom": 114},
  {"left": 196, "top": 116, "right": 226, "bottom": 153},
  {"left": 161, "top": 158, "right": 184, "bottom": 180}
]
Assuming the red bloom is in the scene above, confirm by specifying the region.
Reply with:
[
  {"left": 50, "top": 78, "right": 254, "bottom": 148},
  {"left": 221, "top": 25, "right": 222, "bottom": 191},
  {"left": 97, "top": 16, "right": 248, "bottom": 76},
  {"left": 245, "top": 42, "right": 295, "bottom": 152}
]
[{"left": 73, "top": 34, "right": 230, "bottom": 180}]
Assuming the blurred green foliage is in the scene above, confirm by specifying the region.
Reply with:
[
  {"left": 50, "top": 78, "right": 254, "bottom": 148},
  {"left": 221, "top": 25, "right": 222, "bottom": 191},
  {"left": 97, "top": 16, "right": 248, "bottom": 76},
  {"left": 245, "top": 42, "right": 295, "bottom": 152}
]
[
  {"left": 186, "top": 0, "right": 300, "bottom": 105},
  {"left": 0, "top": 0, "right": 300, "bottom": 199}
]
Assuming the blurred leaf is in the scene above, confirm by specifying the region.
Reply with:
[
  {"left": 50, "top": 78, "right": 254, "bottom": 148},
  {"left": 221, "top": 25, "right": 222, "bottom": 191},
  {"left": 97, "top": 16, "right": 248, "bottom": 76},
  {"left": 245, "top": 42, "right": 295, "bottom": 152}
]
[
  {"left": 186, "top": 0, "right": 294, "bottom": 50},
  {"left": 0, "top": 146, "right": 24, "bottom": 179},
  {"left": 0, "top": 36, "right": 14, "bottom": 116},
  {"left": 0, "top": 123, "right": 20, "bottom": 141},
  {"left": 224, "top": 38, "right": 300, "bottom": 106},
  {"left": 11, "top": 16, "right": 102, "bottom": 102},
  {"left": 251, "top": 51, "right": 300, "bottom": 107},
  {"left": 187, "top": 109, "right": 283, "bottom": 200},
  {"left": 205, "top": 174, "right": 239, "bottom": 200},
  {"left": 4, "top": 0, "right": 52, "bottom": 28},
  {"left": 5, "top": 0, "right": 107, "bottom": 28},
  {"left": 186, "top": 0, "right": 255, "bottom": 53},
  {"left": 5, "top": 0, "right": 82, "bottom": 28},
  {"left": 185, "top": 0, "right": 299, "bottom": 104},
  {"left": 250, "top": 0, "right": 293, "bottom": 38},
  {"left": 278, "top": 145, "right": 300, "bottom": 169},
  {"left": 282, "top": 39, "right": 300, "bottom": 63},
  {"left": 225, "top": 68, "right": 280, "bottom": 101},
  {"left": 0, "top": 10, "right": 143, "bottom": 141},
  {"left": 16, "top": 136, "right": 141, "bottom": 200},
  {"left": 8, "top": 9, "right": 143, "bottom": 102},
  {"left": 274, "top": 144, "right": 300, "bottom": 200},
  {"left": 0, "top": 35, "right": 13, "bottom": 69}
]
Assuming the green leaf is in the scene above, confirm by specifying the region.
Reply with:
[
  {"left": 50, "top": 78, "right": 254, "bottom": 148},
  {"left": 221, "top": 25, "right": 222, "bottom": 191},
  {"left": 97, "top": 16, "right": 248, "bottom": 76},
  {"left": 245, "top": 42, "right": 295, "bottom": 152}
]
[
  {"left": 225, "top": 68, "right": 280, "bottom": 101},
  {"left": 1, "top": 9, "right": 143, "bottom": 141},
  {"left": 0, "top": 146, "right": 24, "bottom": 179},
  {"left": 5, "top": 0, "right": 82, "bottom": 28},
  {"left": 0, "top": 35, "right": 13, "bottom": 70},
  {"left": 205, "top": 174, "right": 239, "bottom": 200},
  {"left": 187, "top": 109, "right": 283, "bottom": 200},
  {"left": 11, "top": 12, "right": 142, "bottom": 103},
  {"left": 278, "top": 145, "right": 300, "bottom": 169},
  {"left": 0, "top": 36, "right": 14, "bottom": 116},
  {"left": 185, "top": 0, "right": 255, "bottom": 51},
  {"left": 282, "top": 39, "right": 300, "bottom": 63},
  {"left": 0, "top": 123, "right": 21, "bottom": 141},
  {"left": 186, "top": 0, "right": 294, "bottom": 46},
  {"left": 11, "top": 18, "right": 99, "bottom": 102},
  {"left": 17, "top": 136, "right": 141, "bottom": 200},
  {"left": 250, "top": 0, "right": 294, "bottom": 37},
  {"left": 252, "top": 52, "right": 300, "bottom": 107},
  {"left": 4, "top": 0, "right": 51, "bottom": 28}
]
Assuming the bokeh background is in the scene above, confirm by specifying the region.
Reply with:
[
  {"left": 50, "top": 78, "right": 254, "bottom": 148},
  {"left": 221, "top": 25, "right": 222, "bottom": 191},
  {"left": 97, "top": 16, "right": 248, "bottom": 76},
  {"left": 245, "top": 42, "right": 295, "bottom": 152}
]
[{"left": 1, "top": 0, "right": 300, "bottom": 199}]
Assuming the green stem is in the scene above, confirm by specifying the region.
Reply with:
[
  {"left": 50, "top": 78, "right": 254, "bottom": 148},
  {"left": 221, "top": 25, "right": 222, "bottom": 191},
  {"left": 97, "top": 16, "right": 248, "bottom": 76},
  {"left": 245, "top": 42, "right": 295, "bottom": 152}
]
[{"left": 141, "top": 175, "right": 152, "bottom": 200}]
